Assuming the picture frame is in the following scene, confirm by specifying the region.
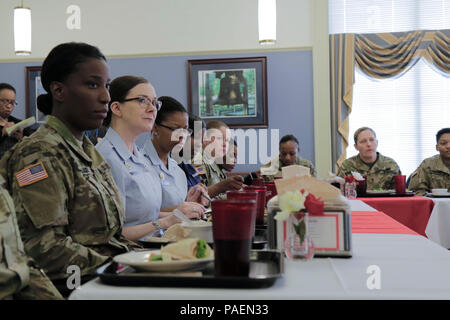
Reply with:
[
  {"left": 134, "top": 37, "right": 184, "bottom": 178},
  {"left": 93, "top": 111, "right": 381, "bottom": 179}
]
[
  {"left": 188, "top": 57, "right": 268, "bottom": 128},
  {"left": 25, "top": 66, "right": 47, "bottom": 128}
]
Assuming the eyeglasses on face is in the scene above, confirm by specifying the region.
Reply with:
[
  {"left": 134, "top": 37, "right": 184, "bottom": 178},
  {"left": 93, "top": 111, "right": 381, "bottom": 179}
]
[
  {"left": 0, "top": 99, "right": 18, "bottom": 107},
  {"left": 157, "top": 123, "right": 193, "bottom": 136},
  {"left": 121, "top": 96, "right": 162, "bottom": 111}
]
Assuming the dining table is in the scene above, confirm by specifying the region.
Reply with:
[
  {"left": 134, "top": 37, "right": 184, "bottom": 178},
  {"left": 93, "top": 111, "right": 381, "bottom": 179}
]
[
  {"left": 69, "top": 200, "right": 450, "bottom": 300},
  {"left": 355, "top": 195, "right": 435, "bottom": 236},
  {"left": 425, "top": 198, "right": 450, "bottom": 248}
]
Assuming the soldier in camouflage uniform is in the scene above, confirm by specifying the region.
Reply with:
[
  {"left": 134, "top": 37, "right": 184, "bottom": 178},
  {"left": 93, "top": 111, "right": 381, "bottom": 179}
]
[
  {"left": 193, "top": 120, "right": 243, "bottom": 198},
  {"left": 0, "top": 175, "right": 62, "bottom": 300},
  {"left": 337, "top": 127, "right": 401, "bottom": 190},
  {"left": 259, "top": 134, "right": 316, "bottom": 181},
  {"left": 0, "top": 43, "right": 139, "bottom": 296},
  {"left": 194, "top": 151, "right": 227, "bottom": 187},
  {"left": 409, "top": 128, "right": 450, "bottom": 196}
]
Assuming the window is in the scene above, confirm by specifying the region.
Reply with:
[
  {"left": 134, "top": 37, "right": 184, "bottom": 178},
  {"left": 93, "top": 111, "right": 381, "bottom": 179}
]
[{"left": 329, "top": 0, "right": 450, "bottom": 177}]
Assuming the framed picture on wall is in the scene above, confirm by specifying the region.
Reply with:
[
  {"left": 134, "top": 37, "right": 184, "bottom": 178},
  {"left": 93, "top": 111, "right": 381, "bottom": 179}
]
[
  {"left": 25, "top": 66, "right": 47, "bottom": 129},
  {"left": 188, "top": 57, "right": 268, "bottom": 128}
]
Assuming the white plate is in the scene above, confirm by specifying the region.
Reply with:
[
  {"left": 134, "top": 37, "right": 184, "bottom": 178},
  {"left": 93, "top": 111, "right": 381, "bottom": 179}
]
[
  {"left": 367, "top": 189, "right": 395, "bottom": 193},
  {"left": 113, "top": 250, "right": 214, "bottom": 272}
]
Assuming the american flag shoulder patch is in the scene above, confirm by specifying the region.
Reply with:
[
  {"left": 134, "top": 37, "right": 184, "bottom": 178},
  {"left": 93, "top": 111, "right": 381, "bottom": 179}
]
[
  {"left": 195, "top": 166, "right": 206, "bottom": 175},
  {"left": 15, "top": 162, "right": 49, "bottom": 187}
]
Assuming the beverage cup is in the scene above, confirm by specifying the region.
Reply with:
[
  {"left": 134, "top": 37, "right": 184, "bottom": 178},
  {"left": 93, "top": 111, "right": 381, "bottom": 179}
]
[
  {"left": 355, "top": 178, "right": 367, "bottom": 197},
  {"left": 211, "top": 199, "right": 256, "bottom": 277},
  {"left": 243, "top": 185, "right": 267, "bottom": 226},
  {"left": 226, "top": 191, "right": 258, "bottom": 236},
  {"left": 263, "top": 181, "right": 277, "bottom": 206},
  {"left": 394, "top": 175, "right": 406, "bottom": 194},
  {"left": 251, "top": 178, "right": 264, "bottom": 186}
]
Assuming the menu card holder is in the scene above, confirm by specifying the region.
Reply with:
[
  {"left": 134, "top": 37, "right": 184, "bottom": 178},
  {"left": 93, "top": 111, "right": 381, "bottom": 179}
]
[{"left": 267, "top": 176, "right": 352, "bottom": 258}]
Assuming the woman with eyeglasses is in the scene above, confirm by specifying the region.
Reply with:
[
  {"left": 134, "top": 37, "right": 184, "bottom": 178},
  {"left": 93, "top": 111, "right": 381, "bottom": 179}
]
[
  {"left": 142, "top": 96, "right": 209, "bottom": 211},
  {"left": 96, "top": 77, "right": 205, "bottom": 241},
  {"left": 0, "top": 83, "right": 35, "bottom": 159}
]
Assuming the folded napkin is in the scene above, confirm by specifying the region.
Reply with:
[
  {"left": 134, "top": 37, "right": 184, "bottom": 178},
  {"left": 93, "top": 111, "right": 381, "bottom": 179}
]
[{"left": 282, "top": 165, "right": 311, "bottom": 179}]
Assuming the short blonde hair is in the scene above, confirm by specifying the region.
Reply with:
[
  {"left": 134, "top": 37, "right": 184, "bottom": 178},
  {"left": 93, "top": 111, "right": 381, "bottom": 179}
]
[
  {"left": 206, "top": 120, "right": 228, "bottom": 130},
  {"left": 354, "top": 127, "right": 376, "bottom": 144}
]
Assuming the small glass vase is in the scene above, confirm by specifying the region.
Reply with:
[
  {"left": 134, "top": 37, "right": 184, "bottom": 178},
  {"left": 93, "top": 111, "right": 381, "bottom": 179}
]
[{"left": 284, "top": 211, "right": 314, "bottom": 260}]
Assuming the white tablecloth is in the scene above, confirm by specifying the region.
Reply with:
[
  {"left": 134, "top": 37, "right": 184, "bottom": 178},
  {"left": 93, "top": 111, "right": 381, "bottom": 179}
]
[
  {"left": 348, "top": 199, "right": 377, "bottom": 212},
  {"left": 425, "top": 198, "right": 450, "bottom": 248},
  {"left": 69, "top": 233, "right": 450, "bottom": 300}
]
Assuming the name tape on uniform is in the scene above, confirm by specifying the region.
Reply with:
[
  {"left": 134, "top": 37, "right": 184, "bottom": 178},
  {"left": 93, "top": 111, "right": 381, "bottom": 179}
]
[{"left": 15, "top": 162, "right": 49, "bottom": 187}]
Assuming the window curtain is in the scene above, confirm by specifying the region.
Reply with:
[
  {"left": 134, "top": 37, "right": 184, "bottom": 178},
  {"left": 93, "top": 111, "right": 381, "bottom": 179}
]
[{"left": 330, "top": 29, "right": 450, "bottom": 170}]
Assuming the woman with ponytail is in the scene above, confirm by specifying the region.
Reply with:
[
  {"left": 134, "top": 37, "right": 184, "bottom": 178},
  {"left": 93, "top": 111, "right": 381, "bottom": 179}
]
[{"left": 0, "top": 42, "right": 139, "bottom": 296}]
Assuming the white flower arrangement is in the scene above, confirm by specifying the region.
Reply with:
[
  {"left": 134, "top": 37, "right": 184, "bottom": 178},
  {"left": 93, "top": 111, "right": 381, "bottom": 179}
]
[{"left": 274, "top": 190, "right": 309, "bottom": 221}]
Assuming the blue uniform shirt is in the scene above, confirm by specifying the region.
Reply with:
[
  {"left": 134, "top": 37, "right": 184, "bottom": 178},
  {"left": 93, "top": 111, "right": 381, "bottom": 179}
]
[
  {"left": 96, "top": 128, "right": 162, "bottom": 234},
  {"left": 179, "top": 161, "right": 202, "bottom": 190},
  {"left": 143, "top": 140, "right": 188, "bottom": 209}
]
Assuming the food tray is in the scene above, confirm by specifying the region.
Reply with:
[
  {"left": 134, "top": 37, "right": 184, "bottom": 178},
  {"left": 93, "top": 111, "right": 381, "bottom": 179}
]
[
  {"left": 98, "top": 250, "right": 283, "bottom": 289},
  {"left": 359, "top": 191, "right": 415, "bottom": 197}
]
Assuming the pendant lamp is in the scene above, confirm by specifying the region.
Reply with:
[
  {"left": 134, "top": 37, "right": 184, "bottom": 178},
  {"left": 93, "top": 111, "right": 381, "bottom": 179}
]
[
  {"left": 258, "top": 0, "right": 276, "bottom": 45},
  {"left": 14, "top": 0, "right": 32, "bottom": 55}
]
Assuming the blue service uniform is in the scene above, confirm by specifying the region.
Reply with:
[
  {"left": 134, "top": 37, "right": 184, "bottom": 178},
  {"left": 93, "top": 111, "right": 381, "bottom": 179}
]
[
  {"left": 96, "top": 128, "right": 162, "bottom": 237},
  {"left": 143, "top": 140, "right": 188, "bottom": 209},
  {"left": 179, "top": 161, "right": 202, "bottom": 190}
]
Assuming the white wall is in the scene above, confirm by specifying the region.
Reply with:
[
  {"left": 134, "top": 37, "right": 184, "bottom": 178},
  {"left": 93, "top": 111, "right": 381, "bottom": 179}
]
[
  {"left": 0, "top": 0, "right": 332, "bottom": 177},
  {"left": 0, "top": 0, "right": 312, "bottom": 60}
]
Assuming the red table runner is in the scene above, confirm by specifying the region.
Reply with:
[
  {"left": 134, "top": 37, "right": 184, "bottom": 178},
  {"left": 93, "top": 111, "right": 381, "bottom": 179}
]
[
  {"left": 355, "top": 196, "right": 434, "bottom": 236},
  {"left": 352, "top": 211, "right": 419, "bottom": 235}
]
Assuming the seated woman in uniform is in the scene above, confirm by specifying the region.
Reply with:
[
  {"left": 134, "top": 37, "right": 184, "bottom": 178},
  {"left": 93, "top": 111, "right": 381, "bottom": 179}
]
[
  {"left": 180, "top": 114, "right": 243, "bottom": 198},
  {"left": 0, "top": 176, "right": 62, "bottom": 300},
  {"left": 141, "top": 96, "right": 209, "bottom": 211},
  {"left": 96, "top": 78, "right": 205, "bottom": 241},
  {"left": 219, "top": 139, "right": 238, "bottom": 173},
  {"left": 337, "top": 127, "right": 401, "bottom": 190},
  {"left": 0, "top": 42, "right": 139, "bottom": 294}
]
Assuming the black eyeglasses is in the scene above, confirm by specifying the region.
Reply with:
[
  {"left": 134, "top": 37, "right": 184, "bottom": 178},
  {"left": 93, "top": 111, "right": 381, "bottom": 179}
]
[
  {"left": 0, "top": 99, "right": 18, "bottom": 107},
  {"left": 121, "top": 96, "right": 162, "bottom": 111},
  {"left": 157, "top": 123, "right": 193, "bottom": 136}
]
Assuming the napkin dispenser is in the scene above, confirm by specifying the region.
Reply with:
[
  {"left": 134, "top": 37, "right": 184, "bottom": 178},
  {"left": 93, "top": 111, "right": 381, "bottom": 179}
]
[{"left": 267, "top": 195, "right": 353, "bottom": 258}]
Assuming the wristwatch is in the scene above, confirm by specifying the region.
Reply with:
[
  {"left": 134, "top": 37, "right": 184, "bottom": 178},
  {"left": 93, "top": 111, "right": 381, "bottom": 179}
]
[{"left": 151, "top": 219, "right": 161, "bottom": 232}]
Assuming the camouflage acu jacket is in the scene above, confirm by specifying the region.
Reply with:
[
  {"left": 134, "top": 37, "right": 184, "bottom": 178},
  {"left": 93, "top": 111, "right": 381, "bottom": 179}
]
[
  {"left": 192, "top": 152, "right": 227, "bottom": 199},
  {"left": 409, "top": 154, "right": 450, "bottom": 196},
  {"left": 0, "top": 116, "right": 138, "bottom": 280},
  {"left": 0, "top": 176, "right": 62, "bottom": 300},
  {"left": 260, "top": 156, "right": 316, "bottom": 181},
  {"left": 337, "top": 152, "right": 401, "bottom": 190}
]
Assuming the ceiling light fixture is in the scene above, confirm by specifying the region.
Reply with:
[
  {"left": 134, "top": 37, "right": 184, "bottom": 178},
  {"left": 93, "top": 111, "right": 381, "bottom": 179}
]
[
  {"left": 14, "top": 0, "right": 32, "bottom": 55},
  {"left": 258, "top": 0, "right": 276, "bottom": 45}
]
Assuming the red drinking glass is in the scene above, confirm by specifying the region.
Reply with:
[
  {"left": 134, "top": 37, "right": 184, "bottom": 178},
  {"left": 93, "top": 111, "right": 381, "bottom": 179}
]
[
  {"left": 211, "top": 199, "right": 256, "bottom": 277},
  {"left": 394, "top": 175, "right": 406, "bottom": 194},
  {"left": 263, "top": 181, "right": 277, "bottom": 205},
  {"left": 243, "top": 185, "right": 267, "bottom": 226},
  {"left": 226, "top": 191, "right": 258, "bottom": 235}
]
